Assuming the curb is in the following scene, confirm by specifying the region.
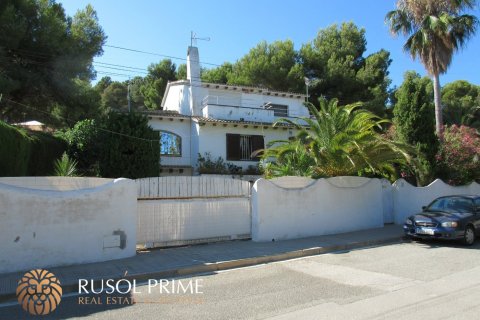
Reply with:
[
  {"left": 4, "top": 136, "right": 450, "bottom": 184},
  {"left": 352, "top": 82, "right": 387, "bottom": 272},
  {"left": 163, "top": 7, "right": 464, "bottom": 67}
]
[{"left": 0, "top": 236, "right": 402, "bottom": 304}]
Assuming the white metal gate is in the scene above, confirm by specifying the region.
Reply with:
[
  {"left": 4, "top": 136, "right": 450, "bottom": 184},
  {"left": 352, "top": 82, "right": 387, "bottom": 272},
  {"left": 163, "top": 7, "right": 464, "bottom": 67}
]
[{"left": 136, "top": 176, "right": 251, "bottom": 248}]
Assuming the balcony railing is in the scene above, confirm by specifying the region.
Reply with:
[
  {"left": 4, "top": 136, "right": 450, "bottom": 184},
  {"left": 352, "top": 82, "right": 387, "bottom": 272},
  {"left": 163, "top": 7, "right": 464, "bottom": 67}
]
[
  {"left": 201, "top": 95, "right": 309, "bottom": 125},
  {"left": 201, "top": 95, "right": 276, "bottom": 122}
]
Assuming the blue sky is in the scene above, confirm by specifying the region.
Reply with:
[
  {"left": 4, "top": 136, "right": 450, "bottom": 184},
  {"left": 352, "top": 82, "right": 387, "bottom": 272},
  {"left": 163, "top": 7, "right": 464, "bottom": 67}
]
[{"left": 61, "top": 0, "right": 480, "bottom": 89}]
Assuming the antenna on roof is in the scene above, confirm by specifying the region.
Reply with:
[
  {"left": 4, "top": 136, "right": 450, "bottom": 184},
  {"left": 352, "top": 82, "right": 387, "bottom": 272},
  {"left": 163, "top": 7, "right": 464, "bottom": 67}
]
[{"left": 191, "top": 31, "right": 210, "bottom": 47}]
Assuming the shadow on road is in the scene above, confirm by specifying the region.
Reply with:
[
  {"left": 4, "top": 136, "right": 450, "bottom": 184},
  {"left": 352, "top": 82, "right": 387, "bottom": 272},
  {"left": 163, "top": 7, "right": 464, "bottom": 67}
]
[{"left": 403, "top": 236, "right": 480, "bottom": 250}]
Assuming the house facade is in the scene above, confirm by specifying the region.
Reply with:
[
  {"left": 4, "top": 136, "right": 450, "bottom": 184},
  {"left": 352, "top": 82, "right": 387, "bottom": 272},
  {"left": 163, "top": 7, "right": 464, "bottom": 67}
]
[{"left": 146, "top": 46, "right": 309, "bottom": 175}]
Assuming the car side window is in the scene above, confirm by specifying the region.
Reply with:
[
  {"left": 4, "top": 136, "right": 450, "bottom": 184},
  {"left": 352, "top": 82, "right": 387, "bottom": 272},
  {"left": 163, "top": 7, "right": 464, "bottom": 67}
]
[
  {"left": 475, "top": 199, "right": 480, "bottom": 212},
  {"left": 449, "top": 198, "right": 474, "bottom": 212}
]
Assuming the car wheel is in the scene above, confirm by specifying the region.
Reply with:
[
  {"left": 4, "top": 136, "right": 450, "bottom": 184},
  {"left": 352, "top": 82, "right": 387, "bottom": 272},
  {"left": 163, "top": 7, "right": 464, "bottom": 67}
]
[{"left": 463, "top": 226, "right": 476, "bottom": 246}]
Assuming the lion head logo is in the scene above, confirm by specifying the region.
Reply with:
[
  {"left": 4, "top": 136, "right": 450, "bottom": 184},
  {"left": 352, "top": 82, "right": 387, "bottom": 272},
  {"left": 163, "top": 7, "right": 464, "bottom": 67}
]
[{"left": 16, "top": 269, "right": 62, "bottom": 315}]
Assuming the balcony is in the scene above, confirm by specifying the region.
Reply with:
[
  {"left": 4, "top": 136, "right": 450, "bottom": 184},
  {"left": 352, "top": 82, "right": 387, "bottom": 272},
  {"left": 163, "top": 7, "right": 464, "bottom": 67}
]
[{"left": 201, "top": 95, "right": 276, "bottom": 123}]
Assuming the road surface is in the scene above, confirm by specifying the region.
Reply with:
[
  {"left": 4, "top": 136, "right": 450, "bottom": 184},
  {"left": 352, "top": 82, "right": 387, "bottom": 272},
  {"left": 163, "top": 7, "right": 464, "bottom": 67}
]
[{"left": 1, "top": 239, "right": 479, "bottom": 319}]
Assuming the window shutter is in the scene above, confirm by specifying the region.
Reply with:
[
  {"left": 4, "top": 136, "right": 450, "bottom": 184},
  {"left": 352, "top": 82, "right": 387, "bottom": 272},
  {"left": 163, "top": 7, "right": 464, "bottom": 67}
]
[
  {"left": 226, "top": 134, "right": 240, "bottom": 160},
  {"left": 251, "top": 135, "right": 264, "bottom": 161}
]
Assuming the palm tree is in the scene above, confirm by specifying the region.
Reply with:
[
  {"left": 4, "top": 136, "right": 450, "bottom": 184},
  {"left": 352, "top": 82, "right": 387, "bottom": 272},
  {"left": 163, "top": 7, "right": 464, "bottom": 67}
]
[
  {"left": 386, "top": 0, "right": 478, "bottom": 139},
  {"left": 261, "top": 98, "right": 413, "bottom": 178}
]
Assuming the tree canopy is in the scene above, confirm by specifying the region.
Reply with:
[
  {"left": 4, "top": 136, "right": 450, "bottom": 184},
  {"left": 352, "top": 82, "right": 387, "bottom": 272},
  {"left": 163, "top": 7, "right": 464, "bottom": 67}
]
[
  {"left": 393, "top": 71, "right": 437, "bottom": 160},
  {"left": 301, "top": 23, "right": 392, "bottom": 115},
  {"left": 226, "top": 40, "right": 304, "bottom": 92},
  {"left": 0, "top": 0, "right": 106, "bottom": 125},
  {"left": 201, "top": 23, "right": 392, "bottom": 116},
  {"left": 442, "top": 80, "right": 480, "bottom": 128},
  {"left": 93, "top": 59, "right": 184, "bottom": 113},
  {"left": 386, "top": 0, "right": 479, "bottom": 137}
]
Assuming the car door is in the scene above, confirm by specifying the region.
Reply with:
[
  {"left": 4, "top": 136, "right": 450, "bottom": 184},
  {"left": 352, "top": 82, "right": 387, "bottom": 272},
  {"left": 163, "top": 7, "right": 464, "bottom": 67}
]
[{"left": 475, "top": 198, "right": 480, "bottom": 233}]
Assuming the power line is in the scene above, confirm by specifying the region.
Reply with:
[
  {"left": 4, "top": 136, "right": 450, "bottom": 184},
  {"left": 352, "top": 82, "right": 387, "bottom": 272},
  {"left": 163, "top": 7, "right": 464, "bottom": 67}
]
[
  {"left": 7, "top": 46, "right": 221, "bottom": 67},
  {"left": 93, "top": 61, "right": 149, "bottom": 72},
  {"left": 1, "top": 49, "right": 206, "bottom": 80},
  {"left": 94, "top": 65, "right": 148, "bottom": 75},
  {"left": 96, "top": 71, "right": 132, "bottom": 78},
  {"left": 2, "top": 97, "right": 161, "bottom": 143},
  {"left": 104, "top": 44, "right": 221, "bottom": 67}
]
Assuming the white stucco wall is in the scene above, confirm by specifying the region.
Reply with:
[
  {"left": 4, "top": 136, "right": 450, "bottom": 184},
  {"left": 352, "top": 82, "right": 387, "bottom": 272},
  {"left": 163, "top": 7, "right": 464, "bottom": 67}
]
[
  {"left": 148, "top": 119, "right": 192, "bottom": 167},
  {"left": 251, "top": 176, "right": 384, "bottom": 242},
  {"left": 0, "top": 178, "right": 137, "bottom": 273},
  {"left": 0, "top": 177, "right": 112, "bottom": 191},
  {"left": 198, "top": 124, "right": 295, "bottom": 170},
  {"left": 164, "top": 81, "right": 308, "bottom": 121},
  {"left": 381, "top": 179, "right": 394, "bottom": 224},
  {"left": 163, "top": 83, "right": 191, "bottom": 115},
  {"left": 392, "top": 179, "right": 480, "bottom": 224}
]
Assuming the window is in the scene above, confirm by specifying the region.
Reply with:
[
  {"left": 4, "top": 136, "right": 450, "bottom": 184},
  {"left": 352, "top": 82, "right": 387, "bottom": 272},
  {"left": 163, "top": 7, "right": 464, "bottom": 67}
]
[
  {"left": 265, "top": 104, "right": 288, "bottom": 117},
  {"left": 426, "top": 197, "right": 474, "bottom": 213},
  {"left": 226, "top": 134, "right": 264, "bottom": 161},
  {"left": 160, "top": 131, "right": 181, "bottom": 156}
]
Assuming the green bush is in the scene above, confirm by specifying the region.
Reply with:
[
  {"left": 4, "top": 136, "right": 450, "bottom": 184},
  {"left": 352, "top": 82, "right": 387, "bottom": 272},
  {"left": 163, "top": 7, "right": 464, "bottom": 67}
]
[
  {"left": 435, "top": 125, "right": 480, "bottom": 185},
  {"left": 197, "top": 153, "right": 228, "bottom": 174},
  {"left": 59, "top": 119, "right": 101, "bottom": 176},
  {"left": 196, "top": 153, "right": 263, "bottom": 175},
  {"left": 0, "top": 121, "right": 66, "bottom": 176},
  {"left": 54, "top": 152, "right": 79, "bottom": 177},
  {"left": 99, "top": 112, "right": 160, "bottom": 179},
  {"left": 0, "top": 121, "right": 31, "bottom": 176},
  {"left": 28, "top": 131, "right": 66, "bottom": 175}
]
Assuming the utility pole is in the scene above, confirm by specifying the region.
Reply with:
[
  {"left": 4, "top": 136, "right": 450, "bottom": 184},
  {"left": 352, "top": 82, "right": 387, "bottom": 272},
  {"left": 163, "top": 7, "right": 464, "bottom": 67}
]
[
  {"left": 127, "top": 78, "right": 131, "bottom": 113},
  {"left": 304, "top": 77, "right": 311, "bottom": 103}
]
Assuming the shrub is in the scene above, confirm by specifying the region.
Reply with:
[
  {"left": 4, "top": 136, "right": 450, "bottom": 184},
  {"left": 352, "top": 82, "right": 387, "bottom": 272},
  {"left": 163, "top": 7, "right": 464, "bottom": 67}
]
[
  {"left": 197, "top": 153, "right": 249, "bottom": 175},
  {"left": 0, "top": 121, "right": 31, "bottom": 176},
  {"left": 28, "top": 131, "right": 66, "bottom": 176},
  {"left": 60, "top": 119, "right": 101, "bottom": 176},
  {"left": 436, "top": 125, "right": 480, "bottom": 185},
  {"left": 197, "top": 153, "right": 229, "bottom": 174},
  {"left": 0, "top": 121, "right": 66, "bottom": 176},
  {"left": 244, "top": 165, "right": 263, "bottom": 175},
  {"left": 54, "top": 152, "right": 79, "bottom": 176},
  {"left": 99, "top": 112, "right": 160, "bottom": 179}
]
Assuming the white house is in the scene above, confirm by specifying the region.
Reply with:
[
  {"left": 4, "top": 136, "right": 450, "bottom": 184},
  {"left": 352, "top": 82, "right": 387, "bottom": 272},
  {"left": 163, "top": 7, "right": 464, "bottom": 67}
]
[{"left": 146, "top": 46, "right": 309, "bottom": 175}]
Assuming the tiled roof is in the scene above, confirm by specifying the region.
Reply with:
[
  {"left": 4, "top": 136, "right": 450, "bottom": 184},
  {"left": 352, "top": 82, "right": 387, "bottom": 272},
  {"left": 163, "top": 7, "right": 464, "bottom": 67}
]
[
  {"left": 143, "top": 112, "right": 305, "bottom": 128},
  {"left": 201, "top": 82, "right": 306, "bottom": 98},
  {"left": 142, "top": 111, "right": 190, "bottom": 119},
  {"left": 166, "top": 80, "right": 307, "bottom": 98},
  {"left": 192, "top": 116, "right": 295, "bottom": 128}
]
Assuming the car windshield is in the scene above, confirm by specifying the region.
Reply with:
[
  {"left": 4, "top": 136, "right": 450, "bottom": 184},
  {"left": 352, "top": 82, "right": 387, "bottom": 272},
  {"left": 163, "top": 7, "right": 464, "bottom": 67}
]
[{"left": 426, "top": 197, "right": 473, "bottom": 213}]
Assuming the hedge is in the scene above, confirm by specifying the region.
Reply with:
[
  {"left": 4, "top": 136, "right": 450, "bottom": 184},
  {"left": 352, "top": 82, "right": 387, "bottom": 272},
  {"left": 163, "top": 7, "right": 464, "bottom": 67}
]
[
  {"left": 98, "top": 112, "right": 160, "bottom": 179},
  {"left": 0, "top": 121, "right": 66, "bottom": 176}
]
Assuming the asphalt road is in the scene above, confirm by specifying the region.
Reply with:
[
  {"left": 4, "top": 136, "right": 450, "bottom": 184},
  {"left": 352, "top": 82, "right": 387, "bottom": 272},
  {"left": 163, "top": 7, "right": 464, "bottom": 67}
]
[{"left": 2, "top": 239, "right": 480, "bottom": 320}]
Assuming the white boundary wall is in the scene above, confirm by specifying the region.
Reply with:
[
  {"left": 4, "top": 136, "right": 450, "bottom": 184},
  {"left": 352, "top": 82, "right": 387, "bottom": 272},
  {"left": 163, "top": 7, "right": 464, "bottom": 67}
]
[
  {"left": 381, "top": 178, "right": 394, "bottom": 224},
  {"left": 251, "top": 176, "right": 384, "bottom": 242},
  {"left": 0, "top": 177, "right": 137, "bottom": 274},
  {"left": 136, "top": 176, "right": 251, "bottom": 247},
  {"left": 392, "top": 179, "right": 480, "bottom": 224}
]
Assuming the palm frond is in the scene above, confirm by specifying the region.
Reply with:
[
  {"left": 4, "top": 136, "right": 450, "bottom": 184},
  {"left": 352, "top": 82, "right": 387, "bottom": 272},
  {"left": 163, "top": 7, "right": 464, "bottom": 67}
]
[{"left": 261, "top": 97, "right": 414, "bottom": 179}]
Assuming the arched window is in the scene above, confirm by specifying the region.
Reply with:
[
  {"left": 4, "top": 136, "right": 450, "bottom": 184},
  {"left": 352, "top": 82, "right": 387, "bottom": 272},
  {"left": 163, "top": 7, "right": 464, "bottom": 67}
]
[{"left": 160, "top": 131, "right": 182, "bottom": 156}]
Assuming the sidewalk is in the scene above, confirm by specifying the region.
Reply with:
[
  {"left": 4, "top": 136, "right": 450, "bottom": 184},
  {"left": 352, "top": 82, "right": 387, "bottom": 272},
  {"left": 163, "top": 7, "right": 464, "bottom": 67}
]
[{"left": 0, "top": 224, "right": 403, "bottom": 302}]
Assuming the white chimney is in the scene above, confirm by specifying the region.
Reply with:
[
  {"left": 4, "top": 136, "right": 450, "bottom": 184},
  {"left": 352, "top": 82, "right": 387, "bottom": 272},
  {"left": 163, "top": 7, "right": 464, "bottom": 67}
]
[{"left": 187, "top": 46, "right": 201, "bottom": 84}]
